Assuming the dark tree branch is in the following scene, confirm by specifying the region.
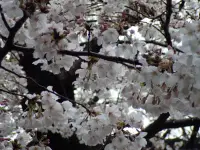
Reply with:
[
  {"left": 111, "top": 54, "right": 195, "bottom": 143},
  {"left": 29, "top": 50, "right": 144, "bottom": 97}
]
[
  {"left": 12, "top": 40, "right": 184, "bottom": 70},
  {"left": 58, "top": 50, "right": 142, "bottom": 67},
  {"left": 0, "top": 10, "right": 28, "bottom": 64},
  {"left": 165, "top": 0, "right": 173, "bottom": 30},
  {"left": 179, "top": 0, "right": 185, "bottom": 11},
  {"left": 6, "top": 11, "right": 28, "bottom": 45},
  {"left": 145, "top": 40, "right": 168, "bottom": 47},
  {"left": 162, "top": 118, "right": 200, "bottom": 129},
  {"left": 12, "top": 39, "right": 184, "bottom": 57},
  {"left": 0, "top": 88, "right": 30, "bottom": 100},
  {"left": 144, "top": 112, "right": 170, "bottom": 139},
  {"left": 144, "top": 115, "right": 200, "bottom": 140}
]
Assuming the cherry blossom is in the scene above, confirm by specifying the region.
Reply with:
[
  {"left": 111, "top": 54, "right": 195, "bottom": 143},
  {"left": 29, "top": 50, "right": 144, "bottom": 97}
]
[{"left": 1, "top": 0, "right": 200, "bottom": 149}]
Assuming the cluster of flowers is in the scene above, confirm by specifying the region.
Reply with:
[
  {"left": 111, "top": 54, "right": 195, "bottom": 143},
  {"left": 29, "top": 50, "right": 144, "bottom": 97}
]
[{"left": 1, "top": 0, "right": 200, "bottom": 149}]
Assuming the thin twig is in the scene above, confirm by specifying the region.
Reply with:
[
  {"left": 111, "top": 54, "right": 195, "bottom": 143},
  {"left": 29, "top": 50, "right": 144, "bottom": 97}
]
[
  {"left": 162, "top": 0, "right": 173, "bottom": 47},
  {"left": 0, "top": 88, "right": 30, "bottom": 99},
  {"left": 0, "top": 65, "right": 91, "bottom": 114}
]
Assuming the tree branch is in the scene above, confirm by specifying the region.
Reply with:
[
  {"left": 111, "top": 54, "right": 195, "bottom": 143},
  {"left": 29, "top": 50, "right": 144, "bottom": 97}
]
[
  {"left": 144, "top": 115, "right": 200, "bottom": 139},
  {"left": 0, "top": 10, "right": 28, "bottom": 64},
  {"left": 0, "top": 88, "right": 30, "bottom": 99},
  {"left": 58, "top": 50, "right": 142, "bottom": 67},
  {"left": 162, "top": 0, "right": 173, "bottom": 47},
  {"left": 144, "top": 112, "right": 170, "bottom": 139},
  {"left": 162, "top": 118, "right": 200, "bottom": 129}
]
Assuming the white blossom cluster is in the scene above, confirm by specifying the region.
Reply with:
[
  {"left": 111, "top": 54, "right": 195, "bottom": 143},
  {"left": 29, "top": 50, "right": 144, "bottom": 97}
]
[{"left": 0, "top": 0, "right": 200, "bottom": 149}]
